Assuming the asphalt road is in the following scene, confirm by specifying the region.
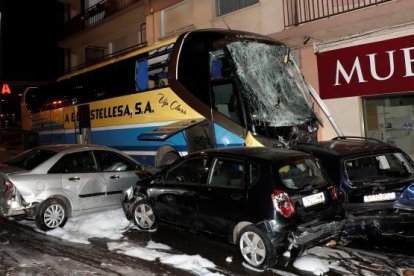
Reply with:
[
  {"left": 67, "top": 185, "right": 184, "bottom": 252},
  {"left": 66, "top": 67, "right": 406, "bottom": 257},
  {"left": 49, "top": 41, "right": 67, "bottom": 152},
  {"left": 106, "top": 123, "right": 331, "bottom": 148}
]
[
  {"left": 1, "top": 216, "right": 414, "bottom": 276},
  {"left": 0, "top": 217, "right": 190, "bottom": 276}
]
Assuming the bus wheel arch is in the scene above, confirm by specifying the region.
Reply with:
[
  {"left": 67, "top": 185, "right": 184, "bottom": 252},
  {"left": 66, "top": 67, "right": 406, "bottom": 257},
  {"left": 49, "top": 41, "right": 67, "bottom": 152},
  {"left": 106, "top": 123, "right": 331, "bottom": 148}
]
[{"left": 155, "top": 146, "right": 180, "bottom": 166}]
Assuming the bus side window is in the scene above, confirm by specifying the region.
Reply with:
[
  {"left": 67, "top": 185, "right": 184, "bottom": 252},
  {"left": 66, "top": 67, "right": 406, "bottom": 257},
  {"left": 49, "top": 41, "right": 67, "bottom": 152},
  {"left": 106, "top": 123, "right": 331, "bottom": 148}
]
[
  {"left": 135, "top": 55, "right": 169, "bottom": 91},
  {"left": 135, "top": 60, "right": 149, "bottom": 91}
]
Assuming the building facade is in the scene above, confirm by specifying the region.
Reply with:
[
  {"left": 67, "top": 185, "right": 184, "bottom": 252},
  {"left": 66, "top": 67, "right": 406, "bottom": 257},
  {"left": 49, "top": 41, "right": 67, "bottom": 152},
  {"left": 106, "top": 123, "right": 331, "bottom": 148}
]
[{"left": 58, "top": 0, "right": 414, "bottom": 156}]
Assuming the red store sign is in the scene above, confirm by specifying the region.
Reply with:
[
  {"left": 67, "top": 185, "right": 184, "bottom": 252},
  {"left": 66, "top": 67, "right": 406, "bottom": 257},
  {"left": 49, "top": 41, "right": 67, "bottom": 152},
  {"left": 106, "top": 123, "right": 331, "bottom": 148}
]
[{"left": 317, "top": 35, "right": 414, "bottom": 99}]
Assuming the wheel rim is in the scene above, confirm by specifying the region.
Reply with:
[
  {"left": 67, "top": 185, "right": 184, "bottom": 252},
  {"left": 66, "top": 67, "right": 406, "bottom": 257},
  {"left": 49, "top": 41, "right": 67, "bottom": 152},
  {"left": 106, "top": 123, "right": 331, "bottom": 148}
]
[
  {"left": 239, "top": 231, "right": 266, "bottom": 267},
  {"left": 134, "top": 203, "right": 155, "bottom": 229},
  {"left": 44, "top": 204, "right": 65, "bottom": 229}
]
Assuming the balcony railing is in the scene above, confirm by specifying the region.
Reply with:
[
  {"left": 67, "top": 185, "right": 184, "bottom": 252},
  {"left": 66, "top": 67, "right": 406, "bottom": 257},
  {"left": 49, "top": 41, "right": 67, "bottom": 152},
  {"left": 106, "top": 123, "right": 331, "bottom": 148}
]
[
  {"left": 66, "top": 40, "right": 147, "bottom": 73},
  {"left": 64, "top": 0, "right": 141, "bottom": 37},
  {"left": 283, "top": 0, "right": 392, "bottom": 27}
]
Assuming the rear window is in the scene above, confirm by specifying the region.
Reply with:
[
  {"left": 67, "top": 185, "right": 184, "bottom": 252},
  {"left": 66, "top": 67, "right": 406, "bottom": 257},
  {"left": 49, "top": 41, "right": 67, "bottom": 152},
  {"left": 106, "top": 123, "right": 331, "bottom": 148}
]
[
  {"left": 5, "top": 149, "right": 57, "bottom": 170},
  {"left": 344, "top": 152, "right": 414, "bottom": 185},
  {"left": 277, "top": 157, "right": 329, "bottom": 190}
]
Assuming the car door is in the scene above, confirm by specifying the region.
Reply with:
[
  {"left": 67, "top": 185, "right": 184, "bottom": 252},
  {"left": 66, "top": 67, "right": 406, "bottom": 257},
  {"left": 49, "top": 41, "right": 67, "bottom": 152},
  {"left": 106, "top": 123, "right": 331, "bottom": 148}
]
[
  {"left": 197, "top": 157, "right": 248, "bottom": 235},
  {"left": 153, "top": 157, "right": 209, "bottom": 228},
  {"left": 50, "top": 151, "right": 106, "bottom": 211},
  {"left": 93, "top": 150, "right": 140, "bottom": 207}
]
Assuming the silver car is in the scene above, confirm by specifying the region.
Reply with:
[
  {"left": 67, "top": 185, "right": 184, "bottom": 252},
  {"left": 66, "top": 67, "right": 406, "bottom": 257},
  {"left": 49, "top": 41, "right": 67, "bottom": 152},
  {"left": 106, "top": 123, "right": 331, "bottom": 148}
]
[{"left": 0, "top": 144, "right": 147, "bottom": 231}]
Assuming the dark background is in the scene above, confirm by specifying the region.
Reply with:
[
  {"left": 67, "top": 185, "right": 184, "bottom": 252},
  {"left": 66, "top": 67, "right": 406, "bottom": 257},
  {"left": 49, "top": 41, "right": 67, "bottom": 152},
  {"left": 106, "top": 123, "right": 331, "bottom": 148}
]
[{"left": 0, "top": 0, "right": 64, "bottom": 123}]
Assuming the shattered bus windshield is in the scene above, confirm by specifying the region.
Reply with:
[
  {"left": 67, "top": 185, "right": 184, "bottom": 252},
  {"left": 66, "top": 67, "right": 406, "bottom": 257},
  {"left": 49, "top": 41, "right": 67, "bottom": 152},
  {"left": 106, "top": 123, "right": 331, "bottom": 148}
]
[{"left": 226, "top": 41, "right": 317, "bottom": 128}]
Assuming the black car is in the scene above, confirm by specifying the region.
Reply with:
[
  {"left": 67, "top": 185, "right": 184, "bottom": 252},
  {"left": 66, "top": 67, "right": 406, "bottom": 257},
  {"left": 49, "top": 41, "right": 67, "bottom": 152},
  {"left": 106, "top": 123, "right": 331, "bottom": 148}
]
[
  {"left": 294, "top": 136, "right": 414, "bottom": 216},
  {"left": 123, "top": 147, "right": 342, "bottom": 269}
]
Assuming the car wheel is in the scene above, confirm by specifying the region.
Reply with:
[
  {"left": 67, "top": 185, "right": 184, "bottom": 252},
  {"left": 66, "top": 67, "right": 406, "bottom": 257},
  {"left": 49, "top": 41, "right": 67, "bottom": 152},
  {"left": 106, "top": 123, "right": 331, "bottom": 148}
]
[
  {"left": 35, "top": 198, "right": 68, "bottom": 231},
  {"left": 132, "top": 200, "right": 157, "bottom": 231},
  {"left": 238, "top": 225, "right": 277, "bottom": 270}
]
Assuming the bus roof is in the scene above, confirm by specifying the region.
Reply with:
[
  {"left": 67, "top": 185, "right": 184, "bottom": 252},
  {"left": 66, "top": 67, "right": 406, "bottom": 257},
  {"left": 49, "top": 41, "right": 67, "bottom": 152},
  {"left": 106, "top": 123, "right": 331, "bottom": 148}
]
[{"left": 57, "top": 36, "right": 178, "bottom": 82}]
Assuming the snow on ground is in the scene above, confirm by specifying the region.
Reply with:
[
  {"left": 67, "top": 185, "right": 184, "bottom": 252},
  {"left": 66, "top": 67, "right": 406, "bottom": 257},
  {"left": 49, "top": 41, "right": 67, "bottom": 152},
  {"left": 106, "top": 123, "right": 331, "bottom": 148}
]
[
  {"left": 17, "top": 208, "right": 223, "bottom": 276},
  {"left": 293, "top": 256, "right": 329, "bottom": 275},
  {"left": 16, "top": 208, "right": 414, "bottom": 276}
]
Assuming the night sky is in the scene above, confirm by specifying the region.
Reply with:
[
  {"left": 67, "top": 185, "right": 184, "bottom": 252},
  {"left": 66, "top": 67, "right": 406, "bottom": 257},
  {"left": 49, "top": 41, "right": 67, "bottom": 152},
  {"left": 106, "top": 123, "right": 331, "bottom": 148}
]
[
  {"left": 0, "top": 0, "right": 64, "bottom": 121},
  {"left": 0, "top": 0, "right": 64, "bottom": 83}
]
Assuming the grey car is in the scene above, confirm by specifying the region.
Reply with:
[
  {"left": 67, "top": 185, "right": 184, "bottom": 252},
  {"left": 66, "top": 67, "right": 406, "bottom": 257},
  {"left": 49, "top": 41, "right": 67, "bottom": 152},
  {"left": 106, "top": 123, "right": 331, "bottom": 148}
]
[{"left": 0, "top": 144, "right": 147, "bottom": 231}]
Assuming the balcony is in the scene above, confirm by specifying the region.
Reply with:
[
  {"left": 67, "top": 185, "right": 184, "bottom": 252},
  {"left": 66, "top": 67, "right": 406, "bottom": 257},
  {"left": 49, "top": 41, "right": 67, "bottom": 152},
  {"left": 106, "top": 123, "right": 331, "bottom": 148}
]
[
  {"left": 64, "top": 0, "right": 142, "bottom": 37},
  {"left": 283, "top": 0, "right": 392, "bottom": 27}
]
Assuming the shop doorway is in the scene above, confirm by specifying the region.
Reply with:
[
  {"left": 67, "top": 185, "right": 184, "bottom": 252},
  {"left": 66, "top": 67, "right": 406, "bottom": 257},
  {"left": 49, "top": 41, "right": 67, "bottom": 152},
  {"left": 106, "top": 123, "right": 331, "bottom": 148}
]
[{"left": 363, "top": 94, "right": 414, "bottom": 158}]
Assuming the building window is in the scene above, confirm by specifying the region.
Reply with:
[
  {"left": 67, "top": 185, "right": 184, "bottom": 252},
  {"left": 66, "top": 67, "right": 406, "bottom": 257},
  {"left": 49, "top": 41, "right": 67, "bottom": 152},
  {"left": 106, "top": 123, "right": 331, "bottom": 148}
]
[
  {"left": 160, "top": 0, "right": 194, "bottom": 38},
  {"left": 216, "top": 0, "right": 259, "bottom": 16},
  {"left": 333, "top": 0, "right": 363, "bottom": 7},
  {"left": 363, "top": 94, "right": 414, "bottom": 158}
]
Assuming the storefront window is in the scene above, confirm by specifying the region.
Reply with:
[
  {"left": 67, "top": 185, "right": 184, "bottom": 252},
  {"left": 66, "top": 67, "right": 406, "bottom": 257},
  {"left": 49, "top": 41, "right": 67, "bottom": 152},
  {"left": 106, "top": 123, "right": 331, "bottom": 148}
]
[{"left": 363, "top": 94, "right": 414, "bottom": 158}]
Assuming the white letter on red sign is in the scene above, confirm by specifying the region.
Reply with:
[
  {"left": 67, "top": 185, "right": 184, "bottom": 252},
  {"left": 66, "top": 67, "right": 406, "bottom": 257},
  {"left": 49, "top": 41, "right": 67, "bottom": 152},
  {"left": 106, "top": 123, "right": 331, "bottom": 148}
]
[
  {"left": 402, "top": 47, "right": 414, "bottom": 77},
  {"left": 368, "top": 51, "right": 395, "bottom": 81},
  {"left": 334, "top": 57, "right": 367, "bottom": 86}
]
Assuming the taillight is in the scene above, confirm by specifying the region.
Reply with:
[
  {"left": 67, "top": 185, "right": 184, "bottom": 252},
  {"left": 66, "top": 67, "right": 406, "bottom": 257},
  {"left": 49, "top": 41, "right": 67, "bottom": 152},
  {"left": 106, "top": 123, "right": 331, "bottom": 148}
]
[
  {"left": 271, "top": 190, "right": 295, "bottom": 218},
  {"left": 330, "top": 186, "right": 338, "bottom": 200},
  {"left": 4, "top": 180, "right": 14, "bottom": 194}
]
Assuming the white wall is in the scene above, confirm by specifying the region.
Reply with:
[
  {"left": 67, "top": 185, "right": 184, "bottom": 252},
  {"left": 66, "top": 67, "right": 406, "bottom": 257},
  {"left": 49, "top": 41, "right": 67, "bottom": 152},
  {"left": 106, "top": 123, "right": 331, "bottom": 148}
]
[
  {"left": 324, "top": 96, "right": 364, "bottom": 139},
  {"left": 148, "top": 0, "right": 286, "bottom": 43}
]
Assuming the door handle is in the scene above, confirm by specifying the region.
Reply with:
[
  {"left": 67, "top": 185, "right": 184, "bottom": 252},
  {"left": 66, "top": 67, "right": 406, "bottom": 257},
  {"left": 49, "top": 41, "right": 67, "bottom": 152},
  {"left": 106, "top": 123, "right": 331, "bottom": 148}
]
[
  {"left": 68, "top": 177, "right": 80, "bottom": 181},
  {"left": 110, "top": 175, "right": 120, "bottom": 179}
]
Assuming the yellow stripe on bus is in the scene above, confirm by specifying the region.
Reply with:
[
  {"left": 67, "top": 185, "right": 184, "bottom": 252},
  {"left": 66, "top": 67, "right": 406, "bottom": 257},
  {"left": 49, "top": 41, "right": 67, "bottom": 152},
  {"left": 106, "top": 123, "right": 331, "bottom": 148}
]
[{"left": 61, "top": 88, "right": 203, "bottom": 129}]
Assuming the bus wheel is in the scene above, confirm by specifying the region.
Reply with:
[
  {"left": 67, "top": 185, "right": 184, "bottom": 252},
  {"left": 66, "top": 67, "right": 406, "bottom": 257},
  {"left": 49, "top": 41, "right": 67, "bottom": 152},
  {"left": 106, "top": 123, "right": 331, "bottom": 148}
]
[{"left": 159, "top": 151, "right": 179, "bottom": 166}]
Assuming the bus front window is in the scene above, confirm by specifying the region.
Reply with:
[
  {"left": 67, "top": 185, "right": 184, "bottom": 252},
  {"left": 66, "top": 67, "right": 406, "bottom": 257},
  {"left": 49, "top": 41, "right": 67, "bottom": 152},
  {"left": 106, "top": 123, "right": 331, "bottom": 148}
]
[
  {"left": 210, "top": 50, "right": 243, "bottom": 125},
  {"left": 226, "top": 41, "right": 318, "bottom": 143}
]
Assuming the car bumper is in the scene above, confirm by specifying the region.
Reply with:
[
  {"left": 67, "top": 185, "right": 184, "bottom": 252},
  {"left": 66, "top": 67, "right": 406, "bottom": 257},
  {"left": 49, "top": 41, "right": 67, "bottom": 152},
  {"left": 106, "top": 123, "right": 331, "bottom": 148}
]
[
  {"left": 0, "top": 197, "right": 26, "bottom": 217},
  {"left": 122, "top": 192, "right": 146, "bottom": 220},
  {"left": 122, "top": 199, "right": 133, "bottom": 220},
  {"left": 256, "top": 217, "right": 345, "bottom": 258},
  {"left": 343, "top": 211, "right": 414, "bottom": 238},
  {"left": 290, "top": 220, "right": 345, "bottom": 248},
  {"left": 0, "top": 193, "right": 35, "bottom": 218},
  {"left": 343, "top": 201, "right": 395, "bottom": 216}
]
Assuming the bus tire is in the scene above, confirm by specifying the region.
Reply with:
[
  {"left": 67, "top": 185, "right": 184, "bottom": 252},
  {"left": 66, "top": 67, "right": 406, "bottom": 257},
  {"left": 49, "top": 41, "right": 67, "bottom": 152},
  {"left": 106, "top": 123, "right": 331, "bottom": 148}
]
[{"left": 159, "top": 151, "right": 180, "bottom": 166}]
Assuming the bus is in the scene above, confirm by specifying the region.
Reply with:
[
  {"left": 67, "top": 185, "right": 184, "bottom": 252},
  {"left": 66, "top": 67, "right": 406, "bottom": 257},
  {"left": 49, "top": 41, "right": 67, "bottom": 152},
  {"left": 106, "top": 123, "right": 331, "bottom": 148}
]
[{"left": 21, "top": 29, "right": 337, "bottom": 166}]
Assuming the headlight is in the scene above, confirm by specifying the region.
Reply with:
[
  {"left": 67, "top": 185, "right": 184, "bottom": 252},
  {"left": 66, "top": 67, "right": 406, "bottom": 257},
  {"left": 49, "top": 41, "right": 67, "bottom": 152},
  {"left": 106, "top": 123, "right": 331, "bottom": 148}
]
[{"left": 124, "top": 186, "right": 134, "bottom": 201}]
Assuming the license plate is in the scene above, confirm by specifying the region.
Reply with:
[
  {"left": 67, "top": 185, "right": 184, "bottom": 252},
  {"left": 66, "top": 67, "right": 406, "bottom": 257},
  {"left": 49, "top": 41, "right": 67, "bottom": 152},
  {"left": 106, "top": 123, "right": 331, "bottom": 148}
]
[
  {"left": 302, "top": 192, "right": 325, "bottom": 207},
  {"left": 363, "top": 192, "right": 396, "bottom": 203}
]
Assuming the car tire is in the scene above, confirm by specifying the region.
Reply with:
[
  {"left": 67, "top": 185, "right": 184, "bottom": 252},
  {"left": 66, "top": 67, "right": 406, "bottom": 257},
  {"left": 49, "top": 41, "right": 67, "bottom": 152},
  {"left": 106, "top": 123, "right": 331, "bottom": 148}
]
[
  {"left": 132, "top": 199, "right": 157, "bottom": 231},
  {"left": 35, "top": 198, "right": 68, "bottom": 231},
  {"left": 238, "top": 225, "right": 277, "bottom": 270}
]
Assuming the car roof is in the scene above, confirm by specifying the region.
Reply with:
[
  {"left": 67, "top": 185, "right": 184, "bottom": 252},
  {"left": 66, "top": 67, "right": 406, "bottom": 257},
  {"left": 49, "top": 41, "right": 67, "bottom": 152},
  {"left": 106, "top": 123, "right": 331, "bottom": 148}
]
[
  {"left": 35, "top": 144, "right": 115, "bottom": 153},
  {"left": 195, "top": 146, "right": 310, "bottom": 162},
  {"left": 294, "top": 138, "right": 400, "bottom": 158}
]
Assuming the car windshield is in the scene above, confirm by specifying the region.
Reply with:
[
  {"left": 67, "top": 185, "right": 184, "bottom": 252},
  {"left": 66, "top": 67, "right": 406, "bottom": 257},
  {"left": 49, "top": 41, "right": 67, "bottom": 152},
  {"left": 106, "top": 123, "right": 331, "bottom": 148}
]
[
  {"left": 277, "top": 157, "right": 329, "bottom": 190},
  {"left": 345, "top": 152, "right": 414, "bottom": 185},
  {"left": 226, "top": 41, "right": 317, "bottom": 128},
  {"left": 5, "top": 149, "right": 57, "bottom": 170}
]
